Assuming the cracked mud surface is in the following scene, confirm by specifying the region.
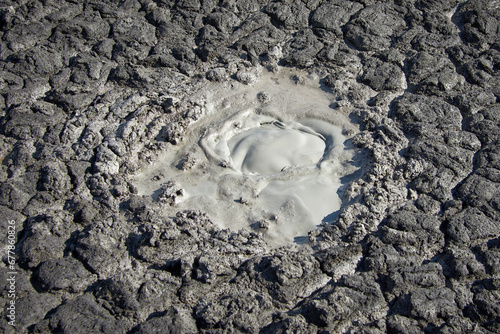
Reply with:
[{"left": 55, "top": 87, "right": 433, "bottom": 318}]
[{"left": 0, "top": 0, "right": 499, "bottom": 333}]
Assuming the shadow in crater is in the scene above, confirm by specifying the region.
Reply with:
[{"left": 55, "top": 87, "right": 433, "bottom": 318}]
[{"left": 294, "top": 236, "right": 310, "bottom": 244}]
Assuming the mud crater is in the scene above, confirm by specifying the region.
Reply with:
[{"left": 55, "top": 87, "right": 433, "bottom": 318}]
[{"left": 133, "top": 69, "right": 361, "bottom": 246}]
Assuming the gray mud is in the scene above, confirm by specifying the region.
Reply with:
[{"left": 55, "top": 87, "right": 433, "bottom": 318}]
[
  {"left": 1, "top": 0, "right": 500, "bottom": 333},
  {"left": 131, "top": 70, "right": 360, "bottom": 246}
]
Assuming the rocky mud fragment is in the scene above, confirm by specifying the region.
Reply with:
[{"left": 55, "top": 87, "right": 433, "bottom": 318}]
[{"left": 0, "top": 0, "right": 499, "bottom": 333}]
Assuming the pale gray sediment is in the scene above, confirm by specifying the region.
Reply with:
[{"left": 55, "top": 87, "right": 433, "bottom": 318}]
[
  {"left": 132, "top": 70, "right": 359, "bottom": 246},
  {"left": 0, "top": 0, "right": 499, "bottom": 333}
]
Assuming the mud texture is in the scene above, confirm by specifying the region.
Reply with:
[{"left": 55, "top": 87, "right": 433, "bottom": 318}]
[{"left": 1, "top": 0, "right": 500, "bottom": 333}]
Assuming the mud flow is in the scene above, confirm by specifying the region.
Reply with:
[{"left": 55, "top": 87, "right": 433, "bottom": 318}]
[{"left": 133, "top": 68, "right": 360, "bottom": 246}]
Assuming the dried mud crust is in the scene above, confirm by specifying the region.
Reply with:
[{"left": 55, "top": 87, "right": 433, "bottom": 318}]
[{"left": 0, "top": 0, "right": 499, "bottom": 333}]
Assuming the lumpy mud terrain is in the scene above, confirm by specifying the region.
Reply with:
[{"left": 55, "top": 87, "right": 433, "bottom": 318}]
[{"left": 0, "top": 0, "right": 499, "bottom": 333}]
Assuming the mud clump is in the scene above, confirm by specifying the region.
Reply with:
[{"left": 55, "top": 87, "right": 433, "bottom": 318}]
[{"left": 1, "top": 1, "right": 500, "bottom": 333}]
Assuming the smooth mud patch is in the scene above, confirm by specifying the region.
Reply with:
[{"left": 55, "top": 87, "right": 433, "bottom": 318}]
[
  {"left": 132, "top": 68, "right": 361, "bottom": 247},
  {"left": 228, "top": 120, "right": 326, "bottom": 175}
]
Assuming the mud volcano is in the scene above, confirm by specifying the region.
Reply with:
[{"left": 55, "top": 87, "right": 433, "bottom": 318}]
[
  {"left": 4, "top": 1, "right": 500, "bottom": 332},
  {"left": 133, "top": 69, "right": 359, "bottom": 245}
]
